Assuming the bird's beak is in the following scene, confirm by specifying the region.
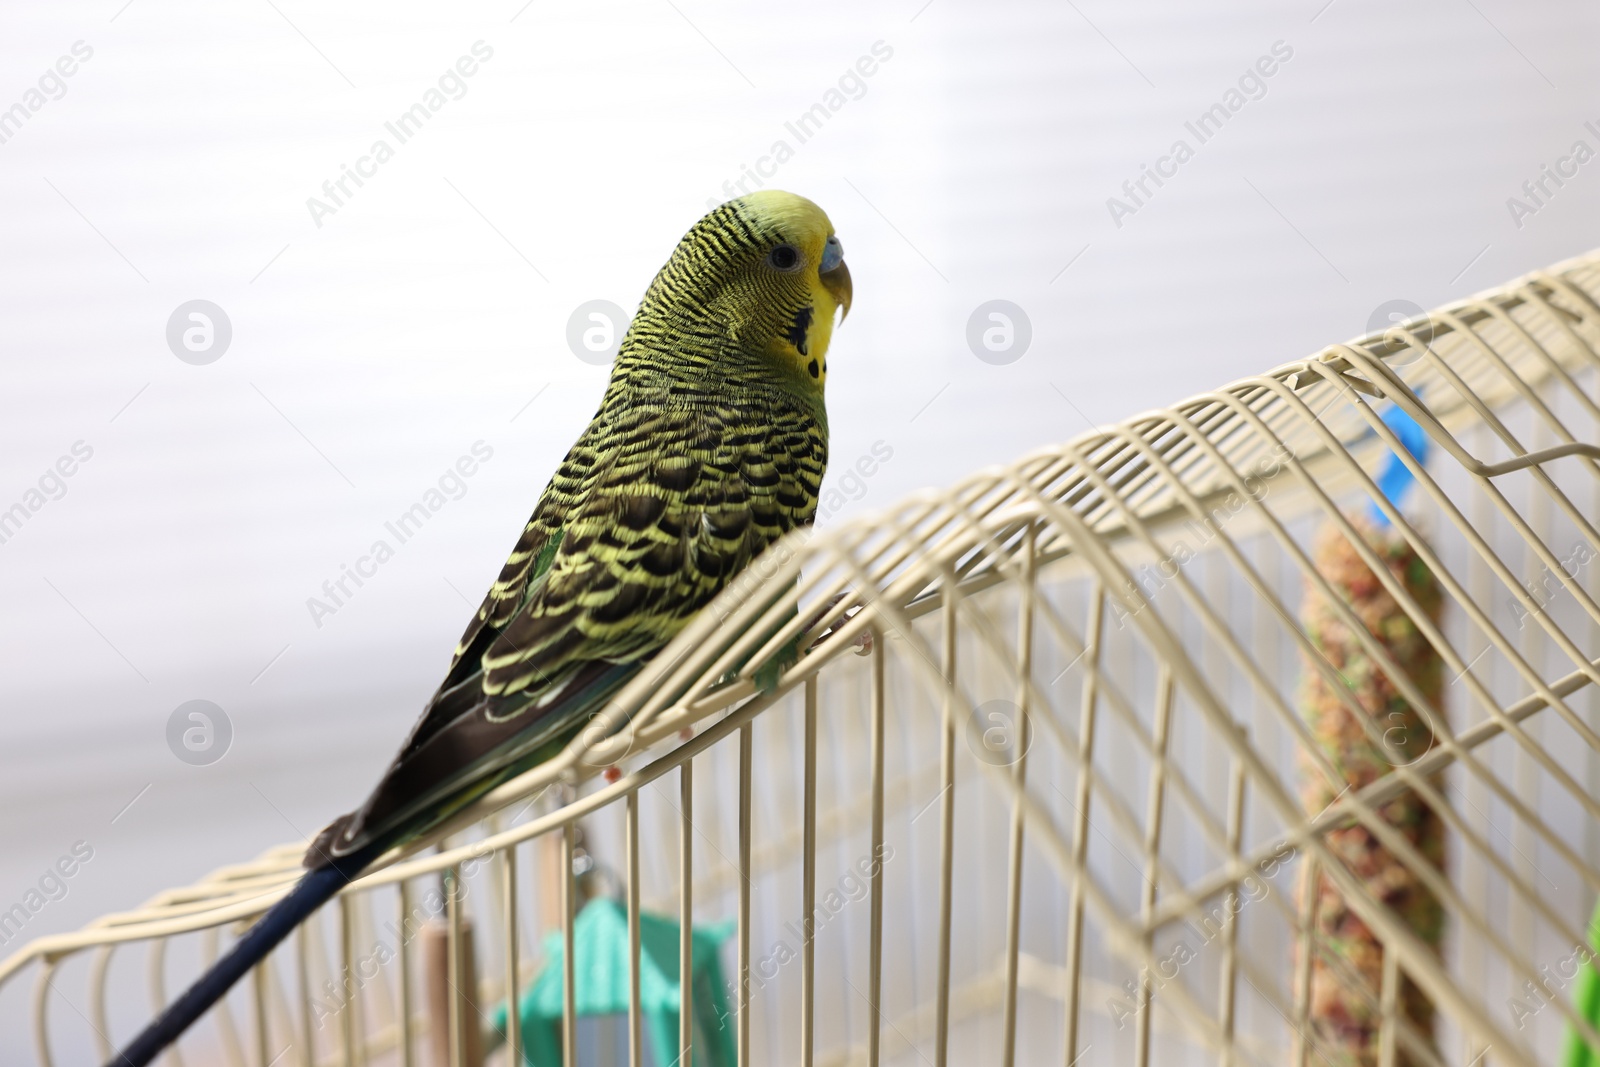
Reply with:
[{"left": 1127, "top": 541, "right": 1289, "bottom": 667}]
[{"left": 820, "top": 259, "right": 852, "bottom": 322}]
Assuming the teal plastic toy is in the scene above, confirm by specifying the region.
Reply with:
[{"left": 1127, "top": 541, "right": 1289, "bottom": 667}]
[{"left": 492, "top": 897, "right": 735, "bottom": 1067}]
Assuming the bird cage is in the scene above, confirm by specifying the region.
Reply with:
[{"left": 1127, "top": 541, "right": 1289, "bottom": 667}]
[{"left": 10, "top": 248, "right": 1600, "bottom": 1067}]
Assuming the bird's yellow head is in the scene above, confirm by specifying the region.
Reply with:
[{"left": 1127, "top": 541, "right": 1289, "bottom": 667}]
[{"left": 620, "top": 190, "right": 852, "bottom": 403}]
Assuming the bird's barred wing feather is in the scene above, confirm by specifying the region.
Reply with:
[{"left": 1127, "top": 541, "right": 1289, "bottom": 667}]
[
  {"left": 479, "top": 400, "right": 825, "bottom": 695},
  {"left": 311, "top": 398, "right": 824, "bottom": 861},
  {"left": 444, "top": 415, "right": 615, "bottom": 677}
]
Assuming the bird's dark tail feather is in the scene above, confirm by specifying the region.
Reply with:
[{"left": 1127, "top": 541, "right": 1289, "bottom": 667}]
[{"left": 107, "top": 840, "right": 384, "bottom": 1067}]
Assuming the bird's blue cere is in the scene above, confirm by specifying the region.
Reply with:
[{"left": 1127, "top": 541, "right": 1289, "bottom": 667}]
[
  {"left": 1369, "top": 403, "right": 1430, "bottom": 527},
  {"left": 820, "top": 234, "right": 844, "bottom": 273}
]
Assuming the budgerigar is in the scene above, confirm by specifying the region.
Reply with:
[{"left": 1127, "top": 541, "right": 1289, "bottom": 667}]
[{"left": 111, "top": 189, "right": 851, "bottom": 1066}]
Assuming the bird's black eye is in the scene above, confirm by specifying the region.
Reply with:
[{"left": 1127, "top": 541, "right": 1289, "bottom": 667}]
[{"left": 767, "top": 244, "right": 801, "bottom": 271}]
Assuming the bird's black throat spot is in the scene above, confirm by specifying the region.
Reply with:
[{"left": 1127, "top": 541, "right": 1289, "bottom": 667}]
[
  {"left": 786, "top": 304, "right": 814, "bottom": 357},
  {"left": 807, "top": 358, "right": 819, "bottom": 379}
]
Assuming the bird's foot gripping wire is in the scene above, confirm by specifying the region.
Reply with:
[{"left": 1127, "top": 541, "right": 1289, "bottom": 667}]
[
  {"left": 747, "top": 594, "right": 871, "bottom": 693},
  {"left": 805, "top": 592, "right": 873, "bottom": 657}
]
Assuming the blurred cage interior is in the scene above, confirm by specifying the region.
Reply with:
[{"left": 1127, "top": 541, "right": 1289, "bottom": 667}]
[{"left": 10, "top": 248, "right": 1600, "bottom": 1066}]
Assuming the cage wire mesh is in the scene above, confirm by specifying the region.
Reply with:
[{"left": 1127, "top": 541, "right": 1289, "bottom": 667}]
[{"left": 9, "top": 248, "right": 1600, "bottom": 1067}]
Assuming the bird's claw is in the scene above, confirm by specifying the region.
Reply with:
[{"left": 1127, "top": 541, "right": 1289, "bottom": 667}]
[{"left": 806, "top": 592, "right": 872, "bottom": 656}]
